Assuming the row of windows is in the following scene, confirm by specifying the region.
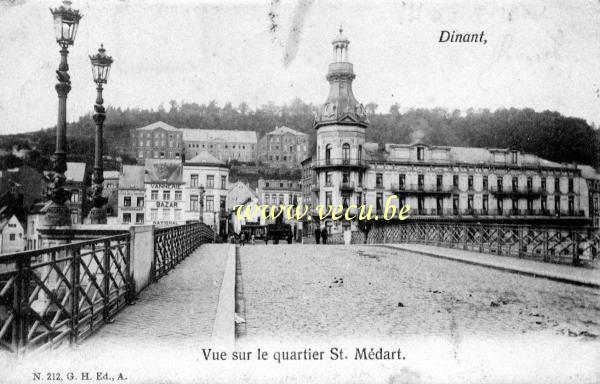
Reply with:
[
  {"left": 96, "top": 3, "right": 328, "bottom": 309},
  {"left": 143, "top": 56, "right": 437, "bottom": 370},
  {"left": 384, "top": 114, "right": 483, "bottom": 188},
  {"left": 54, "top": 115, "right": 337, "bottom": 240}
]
[
  {"left": 268, "top": 144, "right": 307, "bottom": 152},
  {"left": 139, "top": 140, "right": 181, "bottom": 148},
  {"left": 135, "top": 132, "right": 181, "bottom": 139},
  {"left": 149, "top": 209, "right": 182, "bottom": 222},
  {"left": 375, "top": 173, "right": 575, "bottom": 192},
  {"left": 150, "top": 190, "right": 183, "bottom": 200},
  {"left": 138, "top": 150, "right": 181, "bottom": 159},
  {"left": 187, "top": 143, "right": 254, "bottom": 150},
  {"left": 262, "top": 194, "right": 300, "bottom": 205},
  {"left": 189, "top": 175, "right": 227, "bottom": 189},
  {"left": 123, "top": 196, "right": 144, "bottom": 207},
  {"left": 123, "top": 213, "right": 144, "bottom": 223},
  {"left": 188, "top": 195, "right": 227, "bottom": 212},
  {"left": 321, "top": 192, "right": 577, "bottom": 214}
]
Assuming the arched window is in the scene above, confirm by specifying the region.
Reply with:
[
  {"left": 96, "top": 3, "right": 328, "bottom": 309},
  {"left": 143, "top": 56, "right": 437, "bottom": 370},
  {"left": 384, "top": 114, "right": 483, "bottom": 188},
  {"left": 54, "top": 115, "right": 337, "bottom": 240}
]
[
  {"left": 325, "top": 144, "right": 332, "bottom": 164},
  {"left": 342, "top": 143, "right": 350, "bottom": 163}
]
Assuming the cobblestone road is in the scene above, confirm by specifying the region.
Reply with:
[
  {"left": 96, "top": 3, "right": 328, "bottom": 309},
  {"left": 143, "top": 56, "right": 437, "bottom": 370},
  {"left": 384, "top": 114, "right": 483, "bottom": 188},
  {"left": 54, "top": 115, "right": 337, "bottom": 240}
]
[{"left": 239, "top": 244, "right": 600, "bottom": 342}]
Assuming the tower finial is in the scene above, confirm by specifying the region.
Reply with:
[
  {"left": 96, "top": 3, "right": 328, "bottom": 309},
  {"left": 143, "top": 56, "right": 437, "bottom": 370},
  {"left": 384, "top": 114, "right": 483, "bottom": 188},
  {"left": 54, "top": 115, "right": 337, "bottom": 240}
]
[{"left": 339, "top": 24, "right": 343, "bottom": 34}]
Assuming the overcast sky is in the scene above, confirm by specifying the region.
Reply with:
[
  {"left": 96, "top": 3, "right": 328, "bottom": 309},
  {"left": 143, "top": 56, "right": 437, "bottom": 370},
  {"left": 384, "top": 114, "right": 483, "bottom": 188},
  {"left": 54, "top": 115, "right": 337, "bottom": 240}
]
[{"left": 0, "top": 0, "right": 599, "bottom": 135}]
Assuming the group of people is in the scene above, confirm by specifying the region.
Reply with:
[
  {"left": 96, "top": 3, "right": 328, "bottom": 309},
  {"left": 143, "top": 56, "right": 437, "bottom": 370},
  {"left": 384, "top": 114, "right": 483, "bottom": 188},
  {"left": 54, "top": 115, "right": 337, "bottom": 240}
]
[
  {"left": 314, "top": 227, "right": 328, "bottom": 244},
  {"left": 231, "top": 231, "right": 254, "bottom": 246}
]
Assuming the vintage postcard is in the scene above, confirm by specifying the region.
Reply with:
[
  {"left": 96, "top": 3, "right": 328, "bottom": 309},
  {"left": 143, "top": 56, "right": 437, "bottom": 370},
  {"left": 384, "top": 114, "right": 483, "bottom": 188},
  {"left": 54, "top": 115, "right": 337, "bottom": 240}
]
[{"left": 0, "top": 0, "right": 599, "bottom": 383}]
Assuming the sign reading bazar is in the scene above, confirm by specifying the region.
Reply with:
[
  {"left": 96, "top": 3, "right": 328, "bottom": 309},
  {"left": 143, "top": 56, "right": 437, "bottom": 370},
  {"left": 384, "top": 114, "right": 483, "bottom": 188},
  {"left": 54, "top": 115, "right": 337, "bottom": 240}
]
[{"left": 156, "top": 201, "right": 178, "bottom": 208}]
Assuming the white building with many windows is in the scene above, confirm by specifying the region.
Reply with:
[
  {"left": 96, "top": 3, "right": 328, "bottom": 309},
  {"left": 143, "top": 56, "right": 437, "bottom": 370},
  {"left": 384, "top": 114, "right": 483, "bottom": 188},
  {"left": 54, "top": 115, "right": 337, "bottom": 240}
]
[
  {"left": 144, "top": 159, "right": 185, "bottom": 226},
  {"left": 182, "top": 152, "right": 230, "bottom": 235}
]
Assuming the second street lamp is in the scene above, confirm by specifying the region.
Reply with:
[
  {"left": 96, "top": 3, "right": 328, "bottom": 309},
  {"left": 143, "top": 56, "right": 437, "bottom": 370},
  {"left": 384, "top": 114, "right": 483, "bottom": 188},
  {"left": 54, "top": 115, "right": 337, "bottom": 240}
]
[{"left": 88, "top": 44, "right": 114, "bottom": 224}]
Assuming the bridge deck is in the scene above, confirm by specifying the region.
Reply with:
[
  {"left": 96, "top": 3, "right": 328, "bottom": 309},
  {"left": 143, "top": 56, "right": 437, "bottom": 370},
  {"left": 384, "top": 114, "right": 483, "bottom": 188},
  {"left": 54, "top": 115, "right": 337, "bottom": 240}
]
[{"left": 78, "top": 243, "right": 229, "bottom": 352}]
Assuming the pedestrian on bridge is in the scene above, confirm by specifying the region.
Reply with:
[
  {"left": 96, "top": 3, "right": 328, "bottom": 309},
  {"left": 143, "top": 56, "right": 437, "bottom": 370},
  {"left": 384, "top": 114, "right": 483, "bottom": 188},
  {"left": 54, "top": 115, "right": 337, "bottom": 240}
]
[
  {"left": 321, "top": 227, "right": 328, "bottom": 244},
  {"left": 314, "top": 227, "right": 321, "bottom": 244}
]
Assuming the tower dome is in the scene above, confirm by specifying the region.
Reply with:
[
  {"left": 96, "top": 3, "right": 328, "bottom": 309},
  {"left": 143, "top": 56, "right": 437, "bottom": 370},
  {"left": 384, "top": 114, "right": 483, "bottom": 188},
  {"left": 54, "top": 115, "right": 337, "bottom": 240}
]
[{"left": 314, "top": 27, "right": 369, "bottom": 129}]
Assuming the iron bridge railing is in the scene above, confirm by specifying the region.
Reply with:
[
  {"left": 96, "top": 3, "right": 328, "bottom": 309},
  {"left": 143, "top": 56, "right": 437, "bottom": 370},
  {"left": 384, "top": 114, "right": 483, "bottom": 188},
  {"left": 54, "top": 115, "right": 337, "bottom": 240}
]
[
  {"left": 328, "top": 222, "right": 599, "bottom": 266},
  {"left": 0, "top": 222, "right": 214, "bottom": 355},
  {"left": 153, "top": 222, "right": 214, "bottom": 280},
  {"left": 0, "top": 234, "right": 130, "bottom": 355}
]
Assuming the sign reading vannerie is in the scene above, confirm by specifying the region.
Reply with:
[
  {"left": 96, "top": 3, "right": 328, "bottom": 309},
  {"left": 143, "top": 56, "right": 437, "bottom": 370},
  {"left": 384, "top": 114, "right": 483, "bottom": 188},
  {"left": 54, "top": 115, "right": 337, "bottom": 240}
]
[{"left": 149, "top": 183, "right": 183, "bottom": 189}]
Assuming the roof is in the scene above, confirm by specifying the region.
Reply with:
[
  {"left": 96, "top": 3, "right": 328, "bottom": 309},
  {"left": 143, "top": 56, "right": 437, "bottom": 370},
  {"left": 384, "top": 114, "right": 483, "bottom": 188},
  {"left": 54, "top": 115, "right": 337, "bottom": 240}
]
[
  {"left": 144, "top": 159, "right": 183, "bottom": 183},
  {"left": 136, "top": 121, "right": 179, "bottom": 132},
  {"left": 29, "top": 201, "right": 51, "bottom": 215},
  {"left": 65, "top": 162, "right": 86, "bottom": 182},
  {"left": 366, "top": 143, "right": 572, "bottom": 170},
  {"left": 119, "top": 165, "right": 145, "bottom": 189},
  {"left": 182, "top": 128, "right": 257, "bottom": 143},
  {"left": 185, "top": 151, "right": 226, "bottom": 166},
  {"left": 268, "top": 126, "right": 307, "bottom": 136}
]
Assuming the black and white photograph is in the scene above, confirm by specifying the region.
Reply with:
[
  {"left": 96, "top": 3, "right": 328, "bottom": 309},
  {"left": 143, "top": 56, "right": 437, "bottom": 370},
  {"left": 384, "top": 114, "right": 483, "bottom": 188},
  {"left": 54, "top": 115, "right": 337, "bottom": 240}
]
[{"left": 0, "top": 0, "right": 599, "bottom": 382}]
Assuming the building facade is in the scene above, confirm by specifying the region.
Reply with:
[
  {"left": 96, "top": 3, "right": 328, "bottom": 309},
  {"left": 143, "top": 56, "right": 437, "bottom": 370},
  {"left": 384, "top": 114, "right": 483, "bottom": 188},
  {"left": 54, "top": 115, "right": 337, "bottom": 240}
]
[
  {"left": 182, "top": 152, "right": 230, "bottom": 234},
  {"left": 257, "top": 126, "right": 309, "bottom": 168},
  {"left": 301, "top": 30, "right": 598, "bottom": 235},
  {"left": 118, "top": 165, "right": 145, "bottom": 225},
  {"left": 131, "top": 121, "right": 184, "bottom": 163},
  {"left": 183, "top": 129, "right": 257, "bottom": 163},
  {"left": 0, "top": 214, "right": 25, "bottom": 254},
  {"left": 144, "top": 159, "right": 185, "bottom": 226}
]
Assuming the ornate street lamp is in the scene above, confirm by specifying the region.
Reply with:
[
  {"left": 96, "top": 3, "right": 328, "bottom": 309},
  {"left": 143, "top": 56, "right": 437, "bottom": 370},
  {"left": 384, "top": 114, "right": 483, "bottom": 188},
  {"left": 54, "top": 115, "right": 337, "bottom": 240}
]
[
  {"left": 44, "top": 0, "right": 83, "bottom": 226},
  {"left": 88, "top": 44, "right": 114, "bottom": 224}
]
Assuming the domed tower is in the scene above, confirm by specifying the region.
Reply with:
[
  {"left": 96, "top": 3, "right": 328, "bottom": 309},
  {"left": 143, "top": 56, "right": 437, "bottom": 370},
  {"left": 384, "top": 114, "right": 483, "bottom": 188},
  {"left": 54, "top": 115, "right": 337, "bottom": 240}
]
[{"left": 313, "top": 27, "right": 368, "bottom": 232}]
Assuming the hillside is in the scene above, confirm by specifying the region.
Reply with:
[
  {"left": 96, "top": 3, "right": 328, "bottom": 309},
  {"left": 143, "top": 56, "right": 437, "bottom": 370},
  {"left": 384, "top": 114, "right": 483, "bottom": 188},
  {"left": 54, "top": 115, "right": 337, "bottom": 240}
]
[{"left": 0, "top": 99, "right": 598, "bottom": 173}]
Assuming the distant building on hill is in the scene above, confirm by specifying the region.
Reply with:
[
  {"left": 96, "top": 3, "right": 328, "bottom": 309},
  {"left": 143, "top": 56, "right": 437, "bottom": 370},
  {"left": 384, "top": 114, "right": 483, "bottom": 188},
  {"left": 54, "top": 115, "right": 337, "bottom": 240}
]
[
  {"left": 130, "top": 121, "right": 257, "bottom": 164},
  {"left": 257, "top": 126, "right": 309, "bottom": 168}
]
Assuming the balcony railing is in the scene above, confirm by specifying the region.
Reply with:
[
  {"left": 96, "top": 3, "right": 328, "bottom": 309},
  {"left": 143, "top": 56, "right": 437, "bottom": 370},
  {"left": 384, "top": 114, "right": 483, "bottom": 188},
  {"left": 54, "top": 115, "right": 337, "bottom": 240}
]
[
  {"left": 391, "top": 183, "right": 454, "bottom": 194},
  {"left": 340, "top": 181, "right": 355, "bottom": 191},
  {"left": 312, "top": 157, "right": 368, "bottom": 169},
  {"left": 490, "top": 186, "right": 547, "bottom": 196}
]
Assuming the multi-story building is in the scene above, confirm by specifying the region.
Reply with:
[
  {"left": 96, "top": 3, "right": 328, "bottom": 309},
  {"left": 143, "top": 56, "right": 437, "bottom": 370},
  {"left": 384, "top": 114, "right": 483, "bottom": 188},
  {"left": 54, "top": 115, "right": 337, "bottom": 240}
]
[
  {"left": 301, "top": 29, "right": 598, "bottom": 235},
  {"left": 183, "top": 129, "right": 257, "bottom": 163},
  {"left": 118, "top": 165, "right": 145, "bottom": 225},
  {"left": 257, "top": 126, "right": 309, "bottom": 168},
  {"left": 182, "top": 152, "right": 230, "bottom": 235},
  {"left": 144, "top": 159, "right": 185, "bottom": 226},
  {"left": 130, "top": 121, "right": 258, "bottom": 164},
  {"left": 131, "top": 121, "right": 184, "bottom": 164},
  {"left": 257, "top": 178, "right": 302, "bottom": 207}
]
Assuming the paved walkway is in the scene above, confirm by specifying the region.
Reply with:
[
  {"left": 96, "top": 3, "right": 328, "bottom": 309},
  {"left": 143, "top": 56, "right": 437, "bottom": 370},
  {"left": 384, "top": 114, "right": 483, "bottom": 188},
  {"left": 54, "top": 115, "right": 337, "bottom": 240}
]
[
  {"left": 78, "top": 243, "right": 230, "bottom": 352},
  {"left": 380, "top": 243, "right": 600, "bottom": 288}
]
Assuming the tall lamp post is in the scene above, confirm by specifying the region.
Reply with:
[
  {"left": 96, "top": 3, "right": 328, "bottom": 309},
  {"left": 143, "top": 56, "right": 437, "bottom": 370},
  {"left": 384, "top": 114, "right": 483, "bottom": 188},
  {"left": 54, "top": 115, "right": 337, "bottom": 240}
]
[
  {"left": 88, "top": 44, "right": 114, "bottom": 224},
  {"left": 45, "top": 0, "right": 82, "bottom": 226}
]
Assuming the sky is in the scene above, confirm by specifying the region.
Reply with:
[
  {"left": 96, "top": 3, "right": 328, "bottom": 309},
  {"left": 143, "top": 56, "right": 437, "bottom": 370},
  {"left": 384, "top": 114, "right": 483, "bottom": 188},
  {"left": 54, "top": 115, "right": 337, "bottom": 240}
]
[{"left": 0, "top": 0, "right": 599, "bottom": 135}]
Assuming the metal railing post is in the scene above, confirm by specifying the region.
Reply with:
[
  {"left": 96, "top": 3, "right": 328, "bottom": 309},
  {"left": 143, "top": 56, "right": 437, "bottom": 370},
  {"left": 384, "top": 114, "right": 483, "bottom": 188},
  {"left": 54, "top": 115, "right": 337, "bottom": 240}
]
[
  {"left": 103, "top": 239, "right": 111, "bottom": 323},
  {"left": 70, "top": 246, "right": 81, "bottom": 344}
]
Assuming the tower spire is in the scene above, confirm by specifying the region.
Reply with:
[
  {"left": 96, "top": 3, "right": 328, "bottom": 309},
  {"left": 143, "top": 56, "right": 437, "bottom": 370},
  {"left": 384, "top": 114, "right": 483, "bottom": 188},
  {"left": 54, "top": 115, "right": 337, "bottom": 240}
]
[{"left": 314, "top": 28, "right": 368, "bottom": 129}]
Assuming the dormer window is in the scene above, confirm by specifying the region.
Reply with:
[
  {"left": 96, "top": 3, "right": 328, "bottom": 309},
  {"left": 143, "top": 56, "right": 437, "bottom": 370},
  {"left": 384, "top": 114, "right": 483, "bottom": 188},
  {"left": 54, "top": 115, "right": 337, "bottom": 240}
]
[
  {"left": 417, "top": 147, "right": 425, "bottom": 161},
  {"left": 511, "top": 150, "right": 518, "bottom": 164}
]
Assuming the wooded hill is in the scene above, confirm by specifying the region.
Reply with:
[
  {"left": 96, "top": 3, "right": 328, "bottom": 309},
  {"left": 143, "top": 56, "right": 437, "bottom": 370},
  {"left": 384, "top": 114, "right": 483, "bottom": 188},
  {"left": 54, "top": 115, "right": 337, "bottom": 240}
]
[{"left": 1, "top": 99, "right": 598, "bottom": 172}]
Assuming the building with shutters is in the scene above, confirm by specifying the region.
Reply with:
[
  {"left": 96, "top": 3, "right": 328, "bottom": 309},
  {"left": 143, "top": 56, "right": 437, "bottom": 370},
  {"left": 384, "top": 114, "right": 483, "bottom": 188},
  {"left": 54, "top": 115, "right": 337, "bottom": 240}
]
[{"left": 300, "top": 29, "right": 599, "bottom": 235}]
